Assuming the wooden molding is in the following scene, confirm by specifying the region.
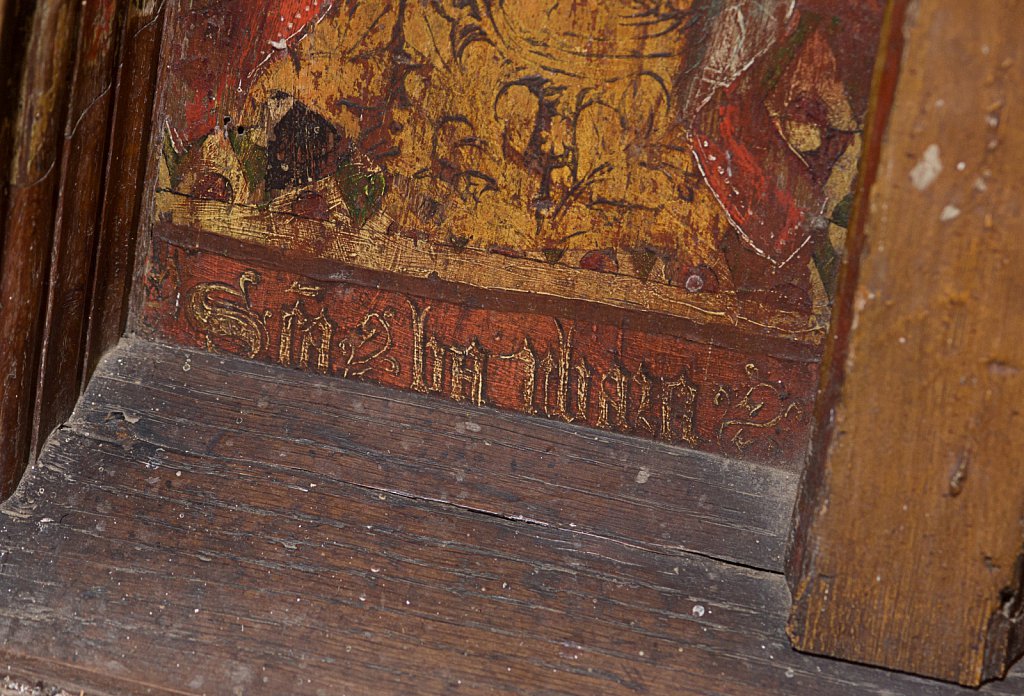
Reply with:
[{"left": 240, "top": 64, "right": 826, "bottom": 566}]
[
  {"left": 0, "top": 0, "right": 82, "bottom": 496},
  {"left": 0, "top": 0, "right": 165, "bottom": 496},
  {"left": 31, "top": 0, "right": 126, "bottom": 464},
  {"left": 787, "top": 0, "right": 1024, "bottom": 686}
]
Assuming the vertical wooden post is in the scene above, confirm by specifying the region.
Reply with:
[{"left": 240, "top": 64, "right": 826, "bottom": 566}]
[
  {"left": 0, "top": 0, "right": 81, "bottom": 495},
  {"left": 788, "top": 0, "right": 1024, "bottom": 686},
  {"left": 31, "top": 0, "right": 126, "bottom": 461},
  {"left": 84, "top": 0, "right": 168, "bottom": 382},
  {"left": 0, "top": 0, "right": 165, "bottom": 497}
]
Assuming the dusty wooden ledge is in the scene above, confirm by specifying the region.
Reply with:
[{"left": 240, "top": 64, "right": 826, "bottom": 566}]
[
  {"left": 74, "top": 338, "right": 800, "bottom": 573},
  {"left": 0, "top": 338, "right": 1020, "bottom": 694}
]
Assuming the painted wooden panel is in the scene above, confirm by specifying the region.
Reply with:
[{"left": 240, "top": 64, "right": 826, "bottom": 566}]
[
  {"left": 140, "top": 0, "right": 884, "bottom": 461},
  {"left": 141, "top": 236, "right": 815, "bottom": 462}
]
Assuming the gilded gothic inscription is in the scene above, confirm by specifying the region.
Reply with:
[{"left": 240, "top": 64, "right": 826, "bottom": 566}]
[{"left": 144, "top": 244, "right": 811, "bottom": 462}]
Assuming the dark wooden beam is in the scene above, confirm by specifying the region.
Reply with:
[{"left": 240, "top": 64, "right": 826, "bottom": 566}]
[
  {"left": 0, "top": 0, "right": 82, "bottom": 496},
  {"left": 84, "top": 0, "right": 167, "bottom": 382},
  {"left": 31, "top": 0, "right": 127, "bottom": 464},
  {"left": 787, "top": 0, "right": 1024, "bottom": 686},
  {"left": 0, "top": 0, "right": 165, "bottom": 497}
]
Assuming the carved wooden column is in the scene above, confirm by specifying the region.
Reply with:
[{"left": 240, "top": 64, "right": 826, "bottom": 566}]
[
  {"left": 0, "top": 0, "right": 163, "bottom": 496},
  {"left": 787, "top": 0, "right": 1024, "bottom": 686},
  {"left": 0, "top": 0, "right": 80, "bottom": 496}
]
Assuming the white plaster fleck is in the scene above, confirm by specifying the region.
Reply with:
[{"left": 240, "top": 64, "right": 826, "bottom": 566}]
[
  {"left": 910, "top": 144, "right": 943, "bottom": 190},
  {"left": 940, "top": 205, "right": 962, "bottom": 222},
  {"left": 692, "top": 604, "right": 706, "bottom": 618},
  {"left": 635, "top": 467, "right": 651, "bottom": 484}
]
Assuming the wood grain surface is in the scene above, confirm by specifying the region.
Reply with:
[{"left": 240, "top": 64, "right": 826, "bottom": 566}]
[
  {"left": 0, "top": 0, "right": 165, "bottom": 497},
  {"left": 787, "top": 0, "right": 1024, "bottom": 686},
  {"left": 84, "top": 0, "right": 166, "bottom": 382},
  {"left": 83, "top": 338, "right": 798, "bottom": 572},
  {"left": 0, "top": 338, "right": 1022, "bottom": 695},
  {"left": 0, "top": 0, "right": 80, "bottom": 496},
  {"left": 32, "top": 0, "right": 123, "bottom": 462}
]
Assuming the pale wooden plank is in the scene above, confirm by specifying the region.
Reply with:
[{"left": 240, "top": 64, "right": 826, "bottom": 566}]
[{"left": 788, "top": 0, "right": 1024, "bottom": 685}]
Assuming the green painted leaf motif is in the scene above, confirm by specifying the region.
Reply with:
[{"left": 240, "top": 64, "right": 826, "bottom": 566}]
[
  {"left": 162, "top": 132, "right": 185, "bottom": 189},
  {"left": 228, "top": 128, "right": 268, "bottom": 196},
  {"left": 830, "top": 191, "right": 855, "bottom": 229},
  {"left": 338, "top": 160, "right": 387, "bottom": 230}
]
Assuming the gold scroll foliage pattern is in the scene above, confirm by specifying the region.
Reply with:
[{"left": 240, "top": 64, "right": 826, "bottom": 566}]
[
  {"left": 207, "top": 2, "right": 726, "bottom": 254},
  {"left": 183, "top": 269, "right": 803, "bottom": 452},
  {"left": 163, "top": 0, "right": 870, "bottom": 326}
]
